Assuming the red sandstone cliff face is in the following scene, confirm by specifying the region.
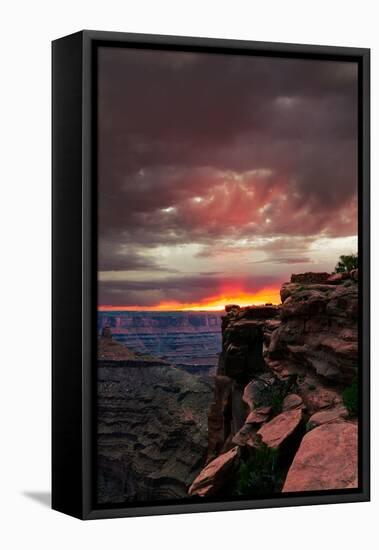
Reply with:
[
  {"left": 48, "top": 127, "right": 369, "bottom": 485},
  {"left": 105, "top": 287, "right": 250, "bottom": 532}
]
[
  {"left": 189, "top": 271, "right": 358, "bottom": 498},
  {"left": 268, "top": 270, "right": 358, "bottom": 385}
]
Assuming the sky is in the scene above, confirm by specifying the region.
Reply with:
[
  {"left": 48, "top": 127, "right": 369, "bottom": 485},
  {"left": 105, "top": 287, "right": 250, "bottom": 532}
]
[{"left": 97, "top": 46, "right": 358, "bottom": 311}]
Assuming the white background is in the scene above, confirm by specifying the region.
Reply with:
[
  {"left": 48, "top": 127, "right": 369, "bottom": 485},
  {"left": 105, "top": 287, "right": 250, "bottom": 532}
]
[{"left": 0, "top": 1, "right": 376, "bottom": 548}]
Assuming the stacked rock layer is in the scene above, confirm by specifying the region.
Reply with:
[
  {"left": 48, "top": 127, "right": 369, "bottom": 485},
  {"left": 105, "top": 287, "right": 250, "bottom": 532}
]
[{"left": 189, "top": 271, "right": 358, "bottom": 497}]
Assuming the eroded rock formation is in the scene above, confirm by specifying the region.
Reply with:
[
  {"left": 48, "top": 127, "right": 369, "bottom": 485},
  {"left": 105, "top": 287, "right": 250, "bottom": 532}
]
[
  {"left": 271, "top": 276, "right": 358, "bottom": 384},
  {"left": 189, "top": 271, "right": 358, "bottom": 498},
  {"left": 97, "top": 333, "right": 213, "bottom": 503}
]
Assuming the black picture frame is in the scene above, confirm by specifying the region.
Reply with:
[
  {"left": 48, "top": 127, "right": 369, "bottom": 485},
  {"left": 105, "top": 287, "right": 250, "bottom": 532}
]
[{"left": 52, "top": 30, "right": 370, "bottom": 520}]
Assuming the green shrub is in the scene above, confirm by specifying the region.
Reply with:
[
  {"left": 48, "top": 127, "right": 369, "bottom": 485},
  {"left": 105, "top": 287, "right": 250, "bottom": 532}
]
[
  {"left": 334, "top": 253, "right": 358, "bottom": 273},
  {"left": 235, "top": 445, "right": 280, "bottom": 496},
  {"left": 343, "top": 378, "right": 358, "bottom": 417},
  {"left": 250, "top": 374, "right": 297, "bottom": 415}
]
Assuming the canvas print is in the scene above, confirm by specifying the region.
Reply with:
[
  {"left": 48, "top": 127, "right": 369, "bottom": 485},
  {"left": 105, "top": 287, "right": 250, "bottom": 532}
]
[{"left": 96, "top": 47, "right": 359, "bottom": 505}]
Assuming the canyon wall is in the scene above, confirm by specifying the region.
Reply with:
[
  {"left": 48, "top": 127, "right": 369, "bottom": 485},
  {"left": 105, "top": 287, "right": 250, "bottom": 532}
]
[
  {"left": 189, "top": 271, "right": 358, "bottom": 497},
  {"left": 97, "top": 334, "right": 213, "bottom": 503},
  {"left": 98, "top": 311, "right": 222, "bottom": 369}
]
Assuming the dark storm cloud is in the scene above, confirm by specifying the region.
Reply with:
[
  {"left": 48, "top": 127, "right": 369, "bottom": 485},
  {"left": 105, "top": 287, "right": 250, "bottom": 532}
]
[
  {"left": 251, "top": 257, "right": 313, "bottom": 265},
  {"left": 97, "top": 47, "right": 358, "bottom": 301},
  {"left": 98, "top": 239, "right": 178, "bottom": 272},
  {"left": 99, "top": 272, "right": 281, "bottom": 307}
]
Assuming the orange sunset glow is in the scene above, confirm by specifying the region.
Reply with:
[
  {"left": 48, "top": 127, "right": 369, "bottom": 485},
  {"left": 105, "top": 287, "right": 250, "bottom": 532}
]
[{"left": 98, "top": 286, "right": 280, "bottom": 312}]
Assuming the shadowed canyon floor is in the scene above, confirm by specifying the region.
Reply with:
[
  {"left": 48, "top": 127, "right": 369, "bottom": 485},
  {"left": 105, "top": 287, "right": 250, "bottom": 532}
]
[{"left": 97, "top": 336, "right": 213, "bottom": 503}]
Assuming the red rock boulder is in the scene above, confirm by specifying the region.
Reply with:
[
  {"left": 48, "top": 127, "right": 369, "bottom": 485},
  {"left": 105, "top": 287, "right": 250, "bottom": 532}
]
[
  {"left": 257, "top": 409, "right": 303, "bottom": 450},
  {"left": 188, "top": 447, "right": 240, "bottom": 497},
  {"left": 307, "top": 405, "right": 349, "bottom": 428},
  {"left": 282, "top": 394, "right": 304, "bottom": 412},
  {"left": 282, "top": 422, "right": 358, "bottom": 492}
]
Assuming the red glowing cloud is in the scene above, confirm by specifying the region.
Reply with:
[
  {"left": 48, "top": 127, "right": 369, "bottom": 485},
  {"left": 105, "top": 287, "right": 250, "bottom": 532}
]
[{"left": 97, "top": 49, "right": 358, "bottom": 310}]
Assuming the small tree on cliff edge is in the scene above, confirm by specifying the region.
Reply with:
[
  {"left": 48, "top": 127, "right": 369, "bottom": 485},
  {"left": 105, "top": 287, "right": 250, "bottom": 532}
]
[{"left": 334, "top": 253, "right": 358, "bottom": 273}]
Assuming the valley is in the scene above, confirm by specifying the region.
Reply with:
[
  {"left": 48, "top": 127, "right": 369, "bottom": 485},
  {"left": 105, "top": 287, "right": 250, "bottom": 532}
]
[{"left": 98, "top": 311, "right": 222, "bottom": 373}]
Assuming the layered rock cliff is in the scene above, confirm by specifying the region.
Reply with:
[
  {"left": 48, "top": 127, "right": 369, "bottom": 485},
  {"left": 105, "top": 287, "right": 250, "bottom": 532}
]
[
  {"left": 97, "top": 331, "right": 213, "bottom": 503},
  {"left": 189, "top": 271, "right": 358, "bottom": 498},
  {"left": 98, "top": 311, "right": 222, "bottom": 370}
]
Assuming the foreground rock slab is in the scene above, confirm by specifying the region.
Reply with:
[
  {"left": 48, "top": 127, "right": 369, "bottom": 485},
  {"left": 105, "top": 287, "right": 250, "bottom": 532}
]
[
  {"left": 257, "top": 409, "right": 303, "bottom": 449},
  {"left": 282, "top": 394, "right": 304, "bottom": 411},
  {"left": 308, "top": 405, "right": 348, "bottom": 428},
  {"left": 282, "top": 422, "right": 358, "bottom": 492},
  {"left": 246, "top": 406, "right": 271, "bottom": 424},
  {"left": 188, "top": 447, "right": 240, "bottom": 497}
]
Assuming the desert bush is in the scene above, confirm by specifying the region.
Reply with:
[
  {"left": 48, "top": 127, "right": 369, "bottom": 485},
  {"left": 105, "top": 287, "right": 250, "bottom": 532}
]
[
  {"left": 334, "top": 254, "right": 358, "bottom": 273},
  {"left": 235, "top": 445, "right": 280, "bottom": 496},
  {"left": 342, "top": 377, "right": 358, "bottom": 417}
]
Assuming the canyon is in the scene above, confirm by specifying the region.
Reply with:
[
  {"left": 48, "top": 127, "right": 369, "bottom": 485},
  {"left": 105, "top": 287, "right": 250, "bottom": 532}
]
[
  {"left": 98, "top": 311, "right": 222, "bottom": 374},
  {"left": 97, "top": 333, "right": 213, "bottom": 503},
  {"left": 189, "top": 269, "right": 359, "bottom": 497},
  {"left": 97, "top": 270, "right": 359, "bottom": 504}
]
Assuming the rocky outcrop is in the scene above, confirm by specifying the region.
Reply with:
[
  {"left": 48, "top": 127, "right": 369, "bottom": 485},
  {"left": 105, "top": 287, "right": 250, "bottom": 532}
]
[
  {"left": 282, "top": 422, "right": 358, "bottom": 492},
  {"left": 206, "top": 304, "right": 280, "bottom": 463},
  {"left": 291, "top": 272, "right": 330, "bottom": 285},
  {"left": 206, "top": 375, "right": 233, "bottom": 462},
  {"left": 282, "top": 394, "right": 305, "bottom": 411},
  {"left": 271, "top": 272, "right": 358, "bottom": 385},
  {"left": 307, "top": 405, "right": 349, "bottom": 428},
  {"left": 246, "top": 406, "right": 271, "bottom": 424},
  {"left": 188, "top": 447, "right": 240, "bottom": 497},
  {"left": 190, "top": 271, "right": 359, "bottom": 499},
  {"left": 257, "top": 409, "right": 303, "bottom": 450},
  {"left": 97, "top": 334, "right": 213, "bottom": 503}
]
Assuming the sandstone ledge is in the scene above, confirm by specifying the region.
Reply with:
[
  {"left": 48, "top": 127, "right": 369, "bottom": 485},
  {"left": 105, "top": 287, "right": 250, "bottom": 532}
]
[
  {"left": 188, "top": 447, "right": 240, "bottom": 497},
  {"left": 282, "top": 422, "right": 358, "bottom": 492}
]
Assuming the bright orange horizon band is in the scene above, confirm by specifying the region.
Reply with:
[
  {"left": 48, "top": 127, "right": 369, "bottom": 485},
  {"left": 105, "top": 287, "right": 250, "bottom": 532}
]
[{"left": 98, "top": 287, "right": 281, "bottom": 312}]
